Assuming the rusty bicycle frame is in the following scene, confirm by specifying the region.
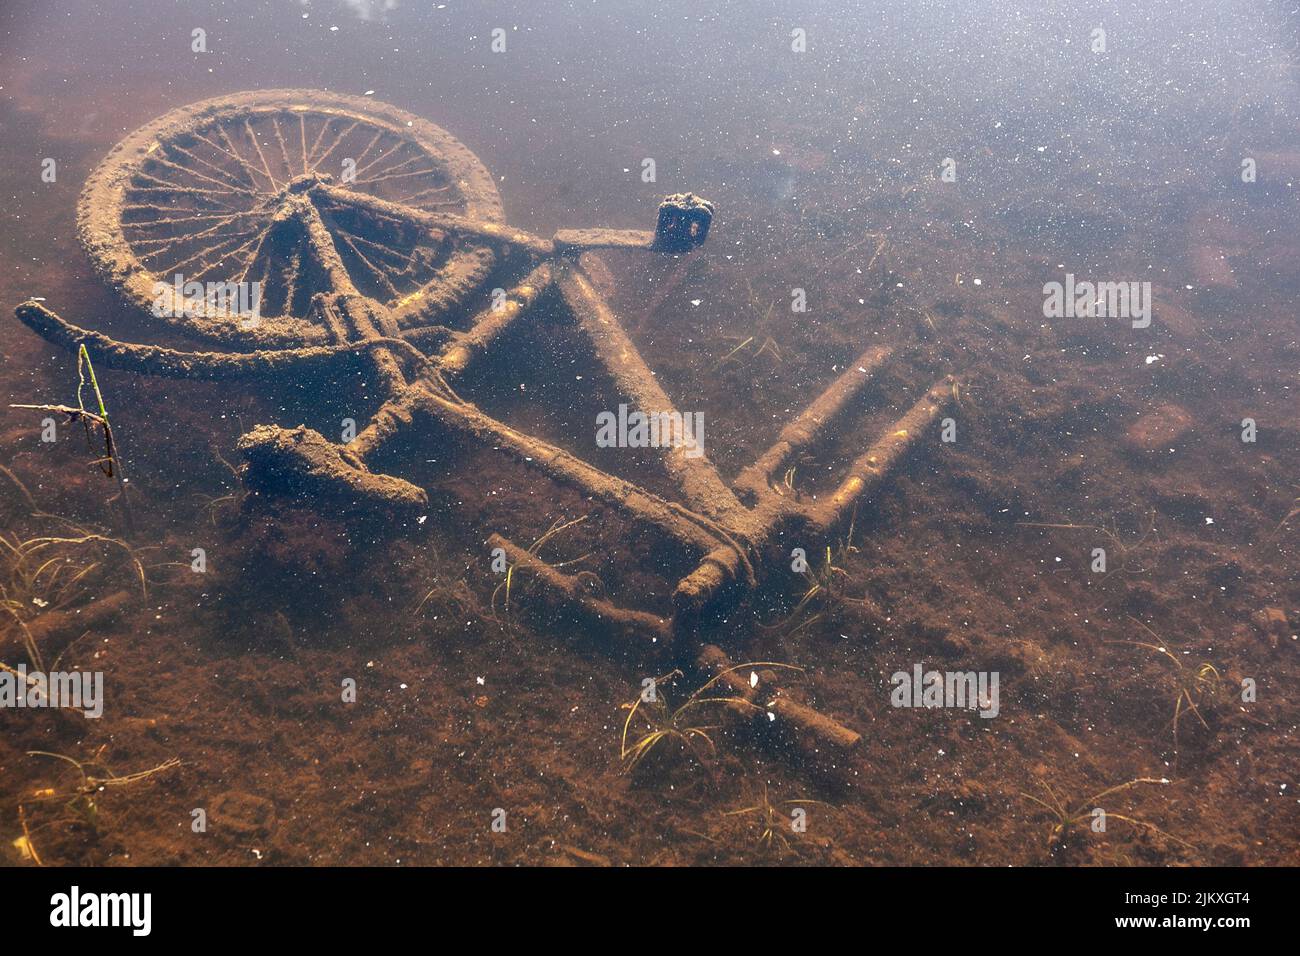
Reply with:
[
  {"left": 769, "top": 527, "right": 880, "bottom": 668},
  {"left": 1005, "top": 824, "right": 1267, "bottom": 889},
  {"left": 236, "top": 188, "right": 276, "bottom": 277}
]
[{"left": 13, "top": 90, "right": 954, "bottom": 752}]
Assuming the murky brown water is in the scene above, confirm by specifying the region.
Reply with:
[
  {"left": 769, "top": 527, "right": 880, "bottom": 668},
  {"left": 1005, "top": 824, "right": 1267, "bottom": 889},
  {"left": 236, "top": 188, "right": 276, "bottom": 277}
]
[{"left": 1, "top": 0, "right": 1296, "bottom": 866}]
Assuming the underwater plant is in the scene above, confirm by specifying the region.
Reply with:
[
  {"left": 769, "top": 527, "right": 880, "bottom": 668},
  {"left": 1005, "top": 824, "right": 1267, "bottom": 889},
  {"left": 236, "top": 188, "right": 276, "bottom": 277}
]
[
  {"left": 16, "top": 750, "right": 180, "bottom": 863},
  {"left": 1108, "top": 618, "right": 1230, "bottom": 759},
  {"left": 761, "top": 508, "right": 880, "bottom": 636},
  {"left": 723, "top": 783, "right": 828, "bottom": 858},
  {"left": 717, "top": 333, "right": 783, "bottom": 367},
  {"left": 488, "top": 515, "right": 592, "bottom": 627},
  {"left": 619, "top": 661, "right": 804, "bottom": 775},
  {"left": 0, "top": 468, "right": 146, "bottom": 674},
  {"left": 716, "top": 277, "right": 784, "bottom": 369},
  {"left": 1272, "top": 486, "right": 1300, "bottom": 538},
  {"left": 1017, "top": 509, "right": 1161, "bottom": 585},
  {"left": 193, "top": 444, "right": 246, "bottom": 526},
  {"left": 1019, "top": 777, "right": 1193, "bottom": 858},
  {"left": 619, "top": 669, "right": 733, "bottom": 774}
]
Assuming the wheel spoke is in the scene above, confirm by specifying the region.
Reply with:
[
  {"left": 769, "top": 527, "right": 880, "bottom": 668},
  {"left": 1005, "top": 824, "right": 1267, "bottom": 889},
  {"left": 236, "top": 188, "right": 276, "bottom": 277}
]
[
  {"left": 352, "top": 140, "right": 405, "bottom": 178},
  {"left": 217, "top": 125, "right": 266, "bottom": 190},
  {"left": 164, "top": 143, "right": 258, "bottom": 193},
  {"left": 151, "top": 230, "right": 262, "bottom": 279},
  {"left": 348, "top": 232, "right": 424, "bottom": 273},
  {"left": 126, "top": 185, "right": 246, "bottom": 212},
  {"left": 351, "top": 129, "right": 385, "bottom": 169},
  {"left": 298, "top": 113, "right": 310, "bottom": 174},
  {"left": 304, "top": 116, "right": 335, "bottom": 169},
  {"left": 313, "top": 120, "right": 359, "bottom": 171},
  {"left": 123, "top": 208, "right": 258, "bottom": 227},
  {"left": 335, "top": 231, "right": 401, "bottom": 299},
  {"left": 190, "top": 233, "right": 265, "bottom": 283},
  {"left": 193, "top": 131, "right": 264, "bottom": 191},
  {"left": 356, "top": 151, "right": 429, "bottom": 180},
  {"left": 243, "top": 118, "right": 282, "bottom": 191},
  {"left": 132, "top": 169, "right": 247, "bottom": 198},
  {"left": 355, "top": 166, "right": 442, "bottom": 187},
  {"left": 235, "top": 228, "right": 274, "bottom": 285},
  {"left": 270, "top": 116, "right": 295, "bottom": 181},
  {"left": 145, "top": 155, "right": 260, "bottom": 197},
  {"left": 130, "top": 213, "right": 268, "bottom": 250}
]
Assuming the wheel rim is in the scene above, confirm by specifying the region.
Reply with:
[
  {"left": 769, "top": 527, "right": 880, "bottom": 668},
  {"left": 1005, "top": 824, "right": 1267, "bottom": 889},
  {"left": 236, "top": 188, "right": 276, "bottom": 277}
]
[{"left": 78, "top": 89, "right": 505, "bottom": 349}]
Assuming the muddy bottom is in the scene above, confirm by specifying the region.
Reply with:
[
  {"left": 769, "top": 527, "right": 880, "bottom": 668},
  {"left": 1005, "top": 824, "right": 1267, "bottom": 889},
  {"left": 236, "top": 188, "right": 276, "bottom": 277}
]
[{"left": 1, "top": 0, "right": 1297, "bottom": 868}]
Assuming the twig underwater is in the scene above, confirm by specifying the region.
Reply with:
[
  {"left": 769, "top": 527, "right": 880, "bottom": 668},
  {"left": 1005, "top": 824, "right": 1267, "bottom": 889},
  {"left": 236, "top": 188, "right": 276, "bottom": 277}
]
[{"left": 10, "top": 345, "right": 135, "bottom": 533}]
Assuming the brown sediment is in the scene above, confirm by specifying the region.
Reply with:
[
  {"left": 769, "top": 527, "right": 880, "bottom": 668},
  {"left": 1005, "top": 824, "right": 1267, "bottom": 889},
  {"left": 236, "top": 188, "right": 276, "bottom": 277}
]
[
  {"left": 1122, "top": 403, "right": 1195, "bottom": 454},
  {"left": 630, "top": 252, "right": 698, "bottom": 335}
]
